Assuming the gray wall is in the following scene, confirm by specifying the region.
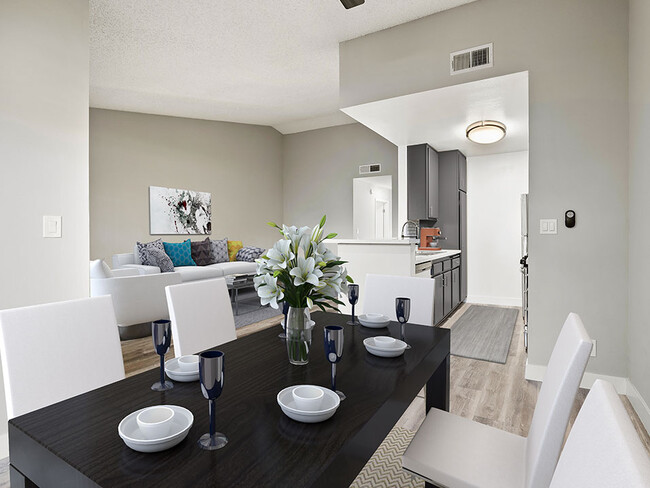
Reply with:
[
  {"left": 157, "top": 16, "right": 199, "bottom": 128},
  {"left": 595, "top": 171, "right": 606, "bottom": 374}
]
[
  {"left": 0, "top": 0, "right": 90, "bottom": 457},
  {"left": 282, "top": 123, "right": 398, "bottom": 238},
  {"left": 90, "top": 109, "right": 284, "bottom": 261},
  {"left": 341, "top": 0, "right": 630, "bottom": 378},
  {"left": 628, "top": 0, "right": 650, "bottom": 409}
]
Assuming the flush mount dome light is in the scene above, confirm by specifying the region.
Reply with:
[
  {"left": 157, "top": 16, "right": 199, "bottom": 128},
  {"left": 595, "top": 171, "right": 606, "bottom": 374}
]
[{"left": 466, "top": 120, "right": 506, "bottom": 144}]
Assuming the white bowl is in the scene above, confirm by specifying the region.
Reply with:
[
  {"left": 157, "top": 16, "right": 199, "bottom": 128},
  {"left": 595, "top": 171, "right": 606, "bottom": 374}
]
[
  {"left": 292, "top": 385, "right": 324, "bottom": 411},
  {"left": 277, "top": 386, "right": 340, "bottom": 423},
  {"left": 363, "top": 337, "right": 408, "bottom": 358},
  {"left": 119, "top": 405, "right": 193, "bottom": 453},
  {"left": 177, "top": 355, "right": 199, "bottom": 372},
  {"left": 358, "top": 314, "right": 391, "bottom": 328},
  {"left": 165, "top": 357, "right": 199, "bottom": 382},
  {"left": 373, "top": 336, "right": 400, "bottom": 349},
  {"left": 136, "top": 406, "right": 175, "bottom": 440}
]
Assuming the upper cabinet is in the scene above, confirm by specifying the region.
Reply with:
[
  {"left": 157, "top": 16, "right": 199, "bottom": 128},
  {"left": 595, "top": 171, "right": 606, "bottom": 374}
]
[{"left": 407, "top": 143, "right": 439, "bottom": 221}]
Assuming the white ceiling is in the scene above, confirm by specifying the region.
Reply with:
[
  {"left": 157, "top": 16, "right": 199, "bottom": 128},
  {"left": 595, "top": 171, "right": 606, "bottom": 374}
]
[
  {"left": 89, "top": 0, "right": 479, "bottom": 134},
  {"left": 341, "top": 71, "right": 529, "bottom": 157}
]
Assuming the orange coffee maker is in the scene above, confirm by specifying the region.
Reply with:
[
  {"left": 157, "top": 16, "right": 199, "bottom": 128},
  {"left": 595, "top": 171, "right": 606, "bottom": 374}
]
[{"left": 419, "top": 228, "right": 442, "bottom": 251}]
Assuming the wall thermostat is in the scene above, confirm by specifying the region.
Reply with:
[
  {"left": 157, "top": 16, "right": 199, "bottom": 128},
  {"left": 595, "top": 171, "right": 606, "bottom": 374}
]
[{"left": 565, "top": 210, "right": 576, "bottom": 228}]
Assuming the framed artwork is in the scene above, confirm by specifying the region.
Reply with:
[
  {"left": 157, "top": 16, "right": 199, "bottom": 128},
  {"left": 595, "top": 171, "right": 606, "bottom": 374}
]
[{"left": 149, "top": 186, "right": 212, "bottom": 235}]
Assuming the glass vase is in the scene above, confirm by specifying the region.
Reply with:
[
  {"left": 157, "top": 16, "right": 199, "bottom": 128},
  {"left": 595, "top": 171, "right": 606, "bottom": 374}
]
[{"left": 286, "top": 306, "right": 312, "bottom": 365}]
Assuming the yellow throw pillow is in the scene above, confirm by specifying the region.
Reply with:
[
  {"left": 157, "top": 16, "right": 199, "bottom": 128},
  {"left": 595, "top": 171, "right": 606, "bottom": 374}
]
[{"left": 228, "top": 240, "right": 243, "bottom": 262}]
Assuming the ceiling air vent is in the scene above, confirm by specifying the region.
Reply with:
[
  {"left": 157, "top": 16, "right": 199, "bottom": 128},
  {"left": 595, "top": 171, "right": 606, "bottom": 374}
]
[
  {"left": 450, "top": 43, "right": 493, "bottom": 75},
  {"left": 359, "top": 163, "right": 381, "bottom": 175}
]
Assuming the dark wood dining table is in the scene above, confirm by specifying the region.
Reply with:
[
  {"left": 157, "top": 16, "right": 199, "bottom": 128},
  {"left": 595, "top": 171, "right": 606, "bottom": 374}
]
[{"left": 9, "top": 311, "right": 450, "bottom": 488}]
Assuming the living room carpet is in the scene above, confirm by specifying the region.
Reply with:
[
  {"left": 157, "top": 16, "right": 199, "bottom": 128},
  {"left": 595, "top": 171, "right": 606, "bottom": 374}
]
[
  {"left": 232, "top": 289, "right": 282, "bottom": 329},
  {"left": 450, "top": 305, "right": 519, "bottom": 364},
  {"left": 350, "top": 427, "right": 423, "bottom": 488}
]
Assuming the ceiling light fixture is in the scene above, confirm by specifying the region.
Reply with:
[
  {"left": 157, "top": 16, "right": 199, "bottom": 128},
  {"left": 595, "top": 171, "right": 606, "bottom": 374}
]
[{"left": 466, "top": 120, "right": 506, "bottom": 144}]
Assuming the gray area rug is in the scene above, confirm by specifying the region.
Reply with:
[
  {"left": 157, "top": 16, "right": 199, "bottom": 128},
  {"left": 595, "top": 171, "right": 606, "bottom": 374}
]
[
  {"left": 451, "top": 305, "right": 519, "bottom": 364},
  {"left": 232, "top": 289, "right": 282, "bottom": 329}
]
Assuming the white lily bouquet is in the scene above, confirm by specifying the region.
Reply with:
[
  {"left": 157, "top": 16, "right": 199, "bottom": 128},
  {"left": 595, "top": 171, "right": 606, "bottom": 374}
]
[{"left": 254, "top": 216, "right": 352, "bottom": 364}]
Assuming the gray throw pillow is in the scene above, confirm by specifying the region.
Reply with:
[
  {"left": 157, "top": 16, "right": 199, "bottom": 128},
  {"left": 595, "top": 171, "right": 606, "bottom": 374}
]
[
  {"left": 137, "top": 239, "right": 165, "bottom": 266},
  {"left": 142, "top": 246, "right": 175, "bottom": 273},
  {"left": 210, "top": 238, "right": 229, "bottom": 263},
  {"left": 236, "top": 246, "right": 266, "bottom": 262},
  {"left": 191, "top": 237, "right": 215, "bottom": 266}
]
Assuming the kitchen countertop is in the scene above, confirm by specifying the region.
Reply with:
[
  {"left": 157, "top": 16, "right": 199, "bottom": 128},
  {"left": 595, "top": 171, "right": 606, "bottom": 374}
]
[
  {"left": 415, "top": 249, "right": 461, "bottom": 264},
  {"left": 330, "top": 239, "right": 417, "bottom": 245}
]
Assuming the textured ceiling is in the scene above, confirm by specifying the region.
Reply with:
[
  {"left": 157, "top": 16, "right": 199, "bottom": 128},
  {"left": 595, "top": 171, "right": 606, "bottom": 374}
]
[{"left": 90, "top": 0, "right": 479, "bottom": 134}]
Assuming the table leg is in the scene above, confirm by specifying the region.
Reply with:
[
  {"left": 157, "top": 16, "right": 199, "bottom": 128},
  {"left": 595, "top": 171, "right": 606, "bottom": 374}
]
[
  {"left": 426, "top": 353, "right": 449, "bottom": 412},
  {"left": 10, "top": 465, "right": 38, "bottom": 488}
]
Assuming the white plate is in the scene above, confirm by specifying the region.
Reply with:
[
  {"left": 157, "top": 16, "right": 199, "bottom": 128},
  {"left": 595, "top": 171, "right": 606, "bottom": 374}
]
[
  {"left": 363, "top": 337, "right": 407, "bottom": 358},
  {"left": 165, "top": 357, "right": 199, "bottom": 382},
  {"left": 358, "top": 314, "right": 391, "bottom": 328},
  {"left": 277, "top": 385, "right": 340, "bottom": 423},
  {"left": 118, "top": 405, "right": 194, "bottom": 453}
]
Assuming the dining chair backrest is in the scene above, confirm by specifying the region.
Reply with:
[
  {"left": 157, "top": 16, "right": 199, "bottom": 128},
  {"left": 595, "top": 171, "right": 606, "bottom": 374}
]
[
  {"left": 165, "top": 278, "right": 237, "bottom": 357},
  {"left": 549, "top": 379, "right": 650, "bottom": 488},
  {"left": 0, "top": 296, "right": 125, "bottom": 419},
  {"left": 524, "top": 312, "right": 593, "bottom": 488},
  {"left": 363, "top": 274, "right": 435, "bottom": 326}
]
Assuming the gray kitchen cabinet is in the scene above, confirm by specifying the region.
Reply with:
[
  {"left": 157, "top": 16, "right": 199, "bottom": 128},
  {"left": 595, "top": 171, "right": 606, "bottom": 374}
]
[
  {"left": 451, "top": 267, "right": 460, "bottom": 310},
  {"left": 434, "top": 274, "right": 444, "bottom": 325},
  {"left": 438, "top": 149, "right": 468, "bottom": 303},
  {"left": 407, "top": 144, "right": 438, "bottom": 221},
  {"left": 443, "top": 271, "right": 452, "bottom": 317}
]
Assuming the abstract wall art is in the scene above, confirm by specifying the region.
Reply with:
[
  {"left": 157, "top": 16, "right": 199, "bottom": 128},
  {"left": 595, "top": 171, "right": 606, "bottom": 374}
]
[{"left": 149, "top": 186, "right": 212, "bottom": 235}]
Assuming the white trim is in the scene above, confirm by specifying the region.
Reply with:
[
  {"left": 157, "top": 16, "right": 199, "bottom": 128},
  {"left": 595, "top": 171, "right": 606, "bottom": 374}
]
[
  {"left": 465, "top": 295, "right": 521, "bottom": 307},
  {"left": 525, "top": 361, "right": 628, "bottom": 393},
  {"left": 626, "top": 379, "right": 650, "bottom": 435}
]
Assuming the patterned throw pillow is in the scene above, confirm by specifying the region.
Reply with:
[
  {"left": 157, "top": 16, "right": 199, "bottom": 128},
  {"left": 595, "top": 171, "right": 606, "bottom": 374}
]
[
  {"left": 227, "top": 240, "right": 243, "bottom": 262},
  {"left": 163, "top": 240, "right": 197, "bottom": 267},
  {"left": 191, "top": 237, "right": 214, "bottom": 266},
  {"left": 236, "top": 246, "right": 266, "bottom": 262},
  {"left": 136, "top": 239, "right": 165, "bottom": 266},
  {"left": 210, "top": 238, "right": 229, "bottom": 264},
  {"left": 142, "top": 246, "right": 175, "bottom": 273}
]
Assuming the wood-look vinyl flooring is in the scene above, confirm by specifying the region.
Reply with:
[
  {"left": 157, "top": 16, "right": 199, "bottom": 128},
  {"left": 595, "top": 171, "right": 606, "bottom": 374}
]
[{"left": 0, "top": 305, "right": 647, "bottom": 487}]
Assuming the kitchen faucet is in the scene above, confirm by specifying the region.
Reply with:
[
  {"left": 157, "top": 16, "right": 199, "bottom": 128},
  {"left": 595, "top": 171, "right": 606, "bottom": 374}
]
[{"left": 400, "top": 220, "right": 419, "bottom": 239}]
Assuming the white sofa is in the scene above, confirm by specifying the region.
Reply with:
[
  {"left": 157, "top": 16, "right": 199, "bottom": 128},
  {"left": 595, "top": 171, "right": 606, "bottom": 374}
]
[
  {"left": 90, "top": 264, "right": 183, "bottom": 339},
  {"left": 112, "top": 248, "right": 257, "bottom": 282}
]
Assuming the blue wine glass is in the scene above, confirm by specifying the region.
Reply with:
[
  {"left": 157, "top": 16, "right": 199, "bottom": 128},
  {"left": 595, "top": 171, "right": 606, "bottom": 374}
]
[
  {"left": 151, "top": 320, "right": 173, "bottom": 391},
  {"left": 324, "top": 325, "right": 346, "bottom": 400},
  {"left": 198, "top": 350, "right": 228, "bottom": 450},
  {"left": 347, "top": 284, "right": 359, "bottom": 326},
  {"left": 395, "top": 297, "right": 412, "bottom": 350}
]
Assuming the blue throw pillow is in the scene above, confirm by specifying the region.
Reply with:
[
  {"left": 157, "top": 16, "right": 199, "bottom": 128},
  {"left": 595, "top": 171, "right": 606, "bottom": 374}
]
[{"left": 163, "top": 240, "right": 196, "bottom": 267}]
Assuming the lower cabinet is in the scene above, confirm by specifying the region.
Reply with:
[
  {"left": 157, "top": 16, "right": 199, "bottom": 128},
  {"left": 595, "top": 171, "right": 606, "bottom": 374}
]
[{"left": 432, "top": 255, "right": 462, "bottom": 326}]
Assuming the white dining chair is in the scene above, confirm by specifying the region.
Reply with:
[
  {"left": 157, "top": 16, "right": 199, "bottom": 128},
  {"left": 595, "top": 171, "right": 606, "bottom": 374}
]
[
  {"left": 402, "top": 312, "right": 593, "bottom": 488},
  {"left": 0, "top": 296, "right": 125, "bottom": 419},
  {"left": 549, "top": 379, "right": 650, "bottom": 488},
  {"left": 165, "top": 278, "right": 237, "bottom": 357},
  {"left": 364, "top": 274, "right": 435, "bottom": 326}
]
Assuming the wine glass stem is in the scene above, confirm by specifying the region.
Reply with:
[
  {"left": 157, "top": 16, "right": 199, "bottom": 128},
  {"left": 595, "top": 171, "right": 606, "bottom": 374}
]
[
  {"left": 331, "top": 363, "right": 337, "bottom": 392},
  {"left": 209, "top": 398, "right": 216, "bottom": 438},
  {"left": 351, "top": 304, "right": 355, "bottom": 323},
  {"left": 401, "top": 323, "right": 406, "bottom": 342},
  {"left": 159, "top": 354, "right": 165, "bottom": 386}
]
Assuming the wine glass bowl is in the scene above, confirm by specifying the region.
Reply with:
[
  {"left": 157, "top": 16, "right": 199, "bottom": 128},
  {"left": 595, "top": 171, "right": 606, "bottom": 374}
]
[
  {"left": 198, "top": 350, "right": 228, "bottom": 450},
  {"left": 347, "top": 284, "right": 360, "bottom": 326},
  {"left": 324, "top": 325, "right": 346, "bottom": 400},
  {"left": 395, "top": 297, "right": 412, "bottom": 350},
  {"left": 151, "top": 320, "right": 174, "bottom": 391}
]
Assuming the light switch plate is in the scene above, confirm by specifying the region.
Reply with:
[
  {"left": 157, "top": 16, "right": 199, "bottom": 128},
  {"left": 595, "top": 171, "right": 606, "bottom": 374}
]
[
  {"left": 540, "top": 219, "right": 557, "bottom": 235},
  {"left": 43, "top": 216, "right": 62, "bottom": 238}
]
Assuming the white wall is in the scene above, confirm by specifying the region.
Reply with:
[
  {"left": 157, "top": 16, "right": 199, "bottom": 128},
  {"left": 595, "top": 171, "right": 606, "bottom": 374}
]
[
  {"left": 628, "top": 0, "right": 650, "bottom": 428},
  {"left": 340, "top": 0, "right": 629, "bottom": 381},
  {"left": 466, "top": 151, "right": 529, "bottom": 306},
  {"left": 0, "top": 0, "right": 90, "bottom": 458},
  {"left": 353, "top": 176, "right": 392, "bottom": 240}
]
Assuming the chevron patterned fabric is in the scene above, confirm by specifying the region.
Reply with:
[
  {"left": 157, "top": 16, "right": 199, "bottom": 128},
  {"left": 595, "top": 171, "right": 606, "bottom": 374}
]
[{"left": 350, "top": 427, "right": 424, "bottom": 488}]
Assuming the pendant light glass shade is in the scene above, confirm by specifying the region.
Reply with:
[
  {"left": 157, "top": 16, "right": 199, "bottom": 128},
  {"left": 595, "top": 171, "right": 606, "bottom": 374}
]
[{"left": 466, "top": 120, "right": 506, "bottom": 144}]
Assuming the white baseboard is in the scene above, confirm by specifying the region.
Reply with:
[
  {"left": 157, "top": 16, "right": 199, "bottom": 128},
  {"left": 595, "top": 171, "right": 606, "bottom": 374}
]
[
  {"left": 626, "top": 379, "right": 650, "bottom": 435},
  {"left": 0, "top": 432, "right": 8, "bottom": 460},
  {"left": 525, "top": 361, "right": 629, "bottom": 393},
  {"left": 465, "top": 295, "right": 521, "bottom": 307}
]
